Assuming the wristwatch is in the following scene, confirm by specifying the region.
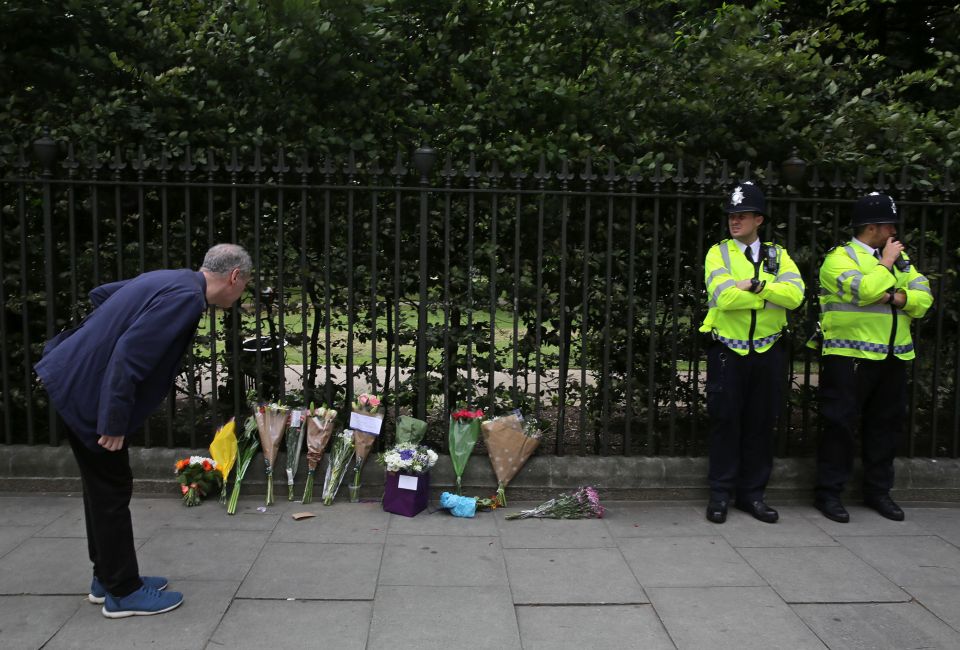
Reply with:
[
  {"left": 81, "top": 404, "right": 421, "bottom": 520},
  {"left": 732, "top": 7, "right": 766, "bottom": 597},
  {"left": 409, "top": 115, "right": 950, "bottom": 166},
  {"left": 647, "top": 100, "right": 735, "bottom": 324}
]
[{"left": 750, "top": 278, "right": 765, "bottom": 293}]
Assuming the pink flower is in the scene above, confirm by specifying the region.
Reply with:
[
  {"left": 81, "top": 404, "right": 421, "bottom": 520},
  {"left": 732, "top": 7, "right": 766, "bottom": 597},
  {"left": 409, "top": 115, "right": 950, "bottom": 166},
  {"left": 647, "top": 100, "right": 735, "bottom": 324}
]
[{"left": 367, "top": 395, "right": 381, "bottom": 407}]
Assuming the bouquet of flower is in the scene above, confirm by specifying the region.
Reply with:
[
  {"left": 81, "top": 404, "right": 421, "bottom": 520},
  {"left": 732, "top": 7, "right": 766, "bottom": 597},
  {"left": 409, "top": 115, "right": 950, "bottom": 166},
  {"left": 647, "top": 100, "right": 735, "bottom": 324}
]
[
  {"left": 504, "top": 486, "right": 606, "bottom": 520},
  {"left": 284, "top": 407, "right": 307, "bottom": 501},
  {"left": 321, "top": 429, "right": 355, "bottom": 505},
  {"left": 349, "top": 393, "right": 384, "bottom": 501},
  {"left": 255, "top": 403, "right": 289, "bottom": 506},
  {"left": 378, "top": 442, "right": 438, "bottom": 475},
  {"left": 482, "top": 412, "right": 541, "bottom": 506},
  {"left": 449, "top": 407, "right": 483, "bottom": 494},
  {"left": 301, "top": 403, "right": 337, "bottom": 505},
  {"left": 226, "top": 416, "right": 261, "bottom": 515},
  {"left": 208, "top": 418, "right": 238, "bottom": 504},
  {"left": 174, "top": 456, "right": 222, "bottom": 507}
]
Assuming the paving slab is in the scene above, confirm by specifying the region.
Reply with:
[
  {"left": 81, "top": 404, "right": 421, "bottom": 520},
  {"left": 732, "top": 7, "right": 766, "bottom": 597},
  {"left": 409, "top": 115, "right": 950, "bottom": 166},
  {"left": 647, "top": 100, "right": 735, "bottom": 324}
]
[
  {"left": 515, "top": 604, "right": 674, "bottom": 650},
  {"left": 35, "top": 510, "right": 153, "bottom": 541},
  {"left": 388, "top": 507, "right": 498, "bottom": 536},
  {"left": 648, "top": 586, "right": 827, "bottom": 650},
  {"left": 792, "top": 602, "right": 960, "bottom": 650},
  {"left": 44, "top": 579, "right": 237, "bottom": 650},
  {"left": 838, "top": 535, "right": 960, "bottom": 586},
  {"left": 208, "top": 598, "right": 371, "bottom": 650},
  {"left": 269, "top": 501, "right": 390, "bottom": 544},
  {"left": 601, "top": 504, "right": 718, "bottom": 538},
  {"left": 0, "top": 495, "right": 78, "bottom": 527},
  {"left": 136, "top": 528, "right": 270, "bottom": 582},
  {"left": 619, "top": 536, "right": 766, "bottom": 588},
  {"left": 718, "top": 506, "right": 839, "bottom": 548},
  {"left": 238, "top": 541, "right": 382, "bottom": 599},
  {"left": 368, "top": 585, "right": 521, "bottom": 650},
  {"left": 0, "top": 595, "right": 82, "bottom": 649},
  {"left": 0, "top": 537, "right": 92, "bottom": 594},
  {"left": 132, "top": 497, "right": 281, "bottom": 531},
  {"left": 740, "top": 546, "right": 908, "bottom": 603},
  {"left": 0, "top": 525, "right": 39, "bottom": 558},
  {"left": 380, "top": 535, "right": 507, "bottom": 587},
  {"left": 908, "top": 508, "right": 960, "bottom": 547},
  {"left": 504, "top": 547, "right": 647, "bottom": 604},
  {"left": 903, "top": 585, "right": 960, "bottom": 632},
  {"left": 498, "top": 517, "right": 615, "bottom": 548}
]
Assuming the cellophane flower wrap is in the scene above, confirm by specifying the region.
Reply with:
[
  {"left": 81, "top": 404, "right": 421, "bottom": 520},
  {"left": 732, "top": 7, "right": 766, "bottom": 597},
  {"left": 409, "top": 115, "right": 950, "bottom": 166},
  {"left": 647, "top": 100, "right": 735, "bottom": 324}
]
[
  {"left": 349, "top": 394, "right": 384, "bottom": 497},
  {"left": 174, "top": 456, "right": 222, "bottom": 507},
  {"left": 321, "top": 429, "right": 355, "bottom": 505},
  {"left": 255, "top": 403, "right": 289, "bottom": 506},
  {"left": 208, "top": 418, "right": 238, "bottom": 504},
  {"left": 301, "top": 404, "right": 337, "bottom": 505},
  {"left": 226, "top": 416, "right": 261, "bottom": 515},
  {"left": 448, "top": 408, "right": 483, "bottom": 494},
  {"left": 284, "top": 407, "right": 307, "bottom": 501},
  {"left": 481, "top": 412, "right": 541, "bottom": 506},
  {"left": 505, "top": 486, "right": 606, "bottom": 520},
  {"left": 395, "top": 415, "right": 428, "bottom": 445},
  {"left": 378, "top": 442, "right": 438, "bottom": 475}
]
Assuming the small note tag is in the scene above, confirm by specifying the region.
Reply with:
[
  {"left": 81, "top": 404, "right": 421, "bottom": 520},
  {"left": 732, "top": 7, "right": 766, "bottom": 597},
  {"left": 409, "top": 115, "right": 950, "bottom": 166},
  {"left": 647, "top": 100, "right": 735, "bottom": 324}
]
[
  {"left": 291, "top": 410, "right": 302, "bottom": 427},
  {"left": 291, "top": 512, "right": 316, "bottom": 521},
  {"left": 397, "top": 475, "right": 419, "bottom": 491},
  {"left": 350, "top": 412, "right": 383, "bottom": 435}
]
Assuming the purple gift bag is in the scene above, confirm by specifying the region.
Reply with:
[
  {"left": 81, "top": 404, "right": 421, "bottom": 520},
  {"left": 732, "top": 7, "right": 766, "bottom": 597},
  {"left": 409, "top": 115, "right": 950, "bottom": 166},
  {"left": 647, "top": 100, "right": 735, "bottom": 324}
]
[{"left": 382, "top": 471, "right": 430, "bottom": 517}]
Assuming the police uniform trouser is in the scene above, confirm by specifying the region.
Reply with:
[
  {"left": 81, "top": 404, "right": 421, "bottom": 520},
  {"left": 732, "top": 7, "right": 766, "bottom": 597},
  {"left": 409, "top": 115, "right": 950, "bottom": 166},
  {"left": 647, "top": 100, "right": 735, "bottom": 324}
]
[
  {"left": 64, "top": 420, "right": 142, "bottom": 598},
  {"left": 816, "top": 355, "right": 906, "bottom": 501},
  {"left": 706, "top": 338, "right": 785, "bottom": 501}
]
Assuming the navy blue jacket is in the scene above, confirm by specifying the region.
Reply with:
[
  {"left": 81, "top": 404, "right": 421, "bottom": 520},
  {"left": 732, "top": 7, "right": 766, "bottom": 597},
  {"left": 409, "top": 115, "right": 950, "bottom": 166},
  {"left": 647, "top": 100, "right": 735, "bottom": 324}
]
[{"left": 36, "top": 269, "right": 207, "bottom": 450}]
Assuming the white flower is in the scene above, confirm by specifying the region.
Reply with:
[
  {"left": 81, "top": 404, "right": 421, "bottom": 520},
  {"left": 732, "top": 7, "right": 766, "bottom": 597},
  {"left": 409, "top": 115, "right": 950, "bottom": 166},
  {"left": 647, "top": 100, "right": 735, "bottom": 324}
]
[
  {"left": 889, "top": 197, "right": 897, "bottom": 214},
  {"left": 189, "top": 455, "right": 216, "bottom": 468}
]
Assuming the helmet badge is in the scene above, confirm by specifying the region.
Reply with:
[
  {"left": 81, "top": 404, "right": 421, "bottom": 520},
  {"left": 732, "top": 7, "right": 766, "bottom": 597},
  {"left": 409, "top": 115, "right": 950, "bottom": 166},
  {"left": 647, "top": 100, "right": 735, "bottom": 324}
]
[{"left": 731, "top": 186, "right": 745, "bottom": 206}]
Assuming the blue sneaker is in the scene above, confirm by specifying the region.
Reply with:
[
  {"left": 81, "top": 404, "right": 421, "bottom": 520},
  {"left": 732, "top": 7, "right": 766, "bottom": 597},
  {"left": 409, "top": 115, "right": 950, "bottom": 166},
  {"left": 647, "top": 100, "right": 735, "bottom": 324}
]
[
  {"left": 88, "top": 576, "right": 169, "bottom": 604},
  {"left": 101, "top": 585, "right": 183, "bottom": 618}
]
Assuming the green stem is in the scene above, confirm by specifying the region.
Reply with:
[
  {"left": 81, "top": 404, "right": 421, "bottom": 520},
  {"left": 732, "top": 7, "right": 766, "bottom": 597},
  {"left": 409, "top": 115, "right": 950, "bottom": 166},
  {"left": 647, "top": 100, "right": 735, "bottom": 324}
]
[
  {"left": 226, "top": 479, "right": 242, "bottom": 515},
  {"left": 266, "top": 473, "right": 274, "bottom": 506},
  {"left": 302, "top": 470, "right": 315, "bottom": 505}
]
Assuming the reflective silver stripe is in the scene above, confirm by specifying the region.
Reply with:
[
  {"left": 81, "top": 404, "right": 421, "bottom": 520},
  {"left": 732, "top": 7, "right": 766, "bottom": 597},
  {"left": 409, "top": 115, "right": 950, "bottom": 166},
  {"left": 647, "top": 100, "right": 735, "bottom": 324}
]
[
  {"left": 780, "top": 279, "right": 804, "bottom": 291},
  {"left": 716, "top": 331, "right": 782, "bottom": 350},
  {"left": 835, "top": 269, "right": 862, "bottom": 301},
  {"left": 720, "top": 243, "right": 732, "bottom": 272},
  {"left": 849, "top": 275, "right": 862, "bottom": 304},
  {"left": 908, "top": 277, "right": 931, "bottom": 294},
  {"left": 843, "top": 245, "right": 859, "bottom": 264},
  {"left": 822, "top": 303, "right": 904, "bottom": 316},
  {"left": 824, "top": 339, "right": 913, "bottom": 355},
  {"left": 711, "top": 279, "right": 735, "bottom": 303},
  {"left": 775, "top": 272, "right": 801, "bottom": 282},
  {"left": 764, "top": 302, "right": 785, "bottom": 310},
  {"left": 706, "top": 268, "right": 728, "bottom": 286}
]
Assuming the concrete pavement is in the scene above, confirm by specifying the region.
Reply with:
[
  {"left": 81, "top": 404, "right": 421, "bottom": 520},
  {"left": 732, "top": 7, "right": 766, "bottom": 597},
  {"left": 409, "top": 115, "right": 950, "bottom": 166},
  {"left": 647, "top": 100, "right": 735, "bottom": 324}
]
[{"left": 1, "top": 493, "right": 960, "bottom": 649}]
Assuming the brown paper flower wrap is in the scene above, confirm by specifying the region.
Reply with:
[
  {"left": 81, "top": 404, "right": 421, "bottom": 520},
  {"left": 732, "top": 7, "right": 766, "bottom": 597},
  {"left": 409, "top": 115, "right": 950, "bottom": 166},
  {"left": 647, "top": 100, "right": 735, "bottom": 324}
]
[
  {"left": 301, "top": 405, "right": 337, "bottom": 504},
  {"left": 255, "top": 404, "right": 289, "bottom": 506},
  {"left": 348, "top": 394, "right": 384, "bottom": 501},
  {"left": 482, "top": 413, "right": 540, "bottom": 506}
]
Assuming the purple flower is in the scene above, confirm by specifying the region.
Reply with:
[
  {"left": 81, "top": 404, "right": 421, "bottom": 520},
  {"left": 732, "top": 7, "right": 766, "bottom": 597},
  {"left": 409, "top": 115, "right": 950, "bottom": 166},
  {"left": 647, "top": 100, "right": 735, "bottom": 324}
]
[{"left": 399, "top": 449, "right": 415, "bottom": 461}]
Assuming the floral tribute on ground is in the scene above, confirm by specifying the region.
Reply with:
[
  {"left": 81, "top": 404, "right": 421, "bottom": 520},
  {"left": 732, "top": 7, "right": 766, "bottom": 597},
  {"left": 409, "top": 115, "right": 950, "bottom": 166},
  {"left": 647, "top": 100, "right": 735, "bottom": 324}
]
[
  {"left": 301, "top": 404, "right": 337, "bottom": 505},
  {"left": 448, "top": 407, "right": 483, "bottom": 494},
  {"left": 505, "top": 486, "right": 606, "bottom": 520},
  {"left": 284, "top": 407, "right": 307, "bottom": 501},
  {"left": 349, "top": 394, "right": 383, "bottom": 501},
  {"left": 379, "top": 440, "right": 438, "bottom": 517},
  {"left": 208, "top": 419, "right": 237, "bottom": 504},
  {"left": 226, "top": 416, "right": 261, "bottom": 515},
  {"left": 174, "top": 456, "right": 222, "bottom": 507},
  {"left": 321, "top": 429, "right": 355, "bottom": 505},
  {"left": 255, "top": 403, "right": 289, "bottom": 506},
  {"left": 481, "top": 411, "right": 541, "bottom": 506}
]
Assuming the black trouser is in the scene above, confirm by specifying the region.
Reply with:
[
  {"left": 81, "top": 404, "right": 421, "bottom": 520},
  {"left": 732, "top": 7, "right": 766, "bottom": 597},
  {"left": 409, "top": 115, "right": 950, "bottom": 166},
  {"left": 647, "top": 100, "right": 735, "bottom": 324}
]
[
  {"left": 65, "top": 424, "right": 142, "bottom": 598},
  {"left": 706, "top": 339, "right": 785, "bottom": 502},
  {"left": 816, "top": 355, "right": 906, "bottom": 501}
]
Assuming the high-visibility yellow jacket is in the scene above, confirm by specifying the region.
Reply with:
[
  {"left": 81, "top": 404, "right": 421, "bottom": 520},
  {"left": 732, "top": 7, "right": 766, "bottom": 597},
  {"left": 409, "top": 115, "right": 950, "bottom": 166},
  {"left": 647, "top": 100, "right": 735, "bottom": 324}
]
[
  {"left": 819, "top": 242, "right": 932, "bottom": 360},
  {"left": 699, "top": 240, "right": 805, "bottom": 355}
]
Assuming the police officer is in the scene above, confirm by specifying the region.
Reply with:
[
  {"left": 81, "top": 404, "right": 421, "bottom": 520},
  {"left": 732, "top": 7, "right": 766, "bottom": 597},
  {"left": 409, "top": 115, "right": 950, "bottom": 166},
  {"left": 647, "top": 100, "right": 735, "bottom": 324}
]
[
  {"left": 700, "top": 182, "right": 805, "bottom": 523},
  {"left": 814, "top": 193, "right": 933, "bottom": 523}
]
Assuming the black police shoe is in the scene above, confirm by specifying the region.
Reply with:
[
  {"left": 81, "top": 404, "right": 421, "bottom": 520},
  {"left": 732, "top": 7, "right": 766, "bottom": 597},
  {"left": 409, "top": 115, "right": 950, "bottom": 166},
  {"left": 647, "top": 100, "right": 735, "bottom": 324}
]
[
  {"left": 706, "top": 499, "right": 728, "bottom": 524},
  {"left": 735, "top": 500, "right": 779, "bottom": 524},
  {"left": 814, "top": 498, "right": 850, "bottom": 523},
  {"left": 864, "top": 494, "right": 905, "bottom": 521}
]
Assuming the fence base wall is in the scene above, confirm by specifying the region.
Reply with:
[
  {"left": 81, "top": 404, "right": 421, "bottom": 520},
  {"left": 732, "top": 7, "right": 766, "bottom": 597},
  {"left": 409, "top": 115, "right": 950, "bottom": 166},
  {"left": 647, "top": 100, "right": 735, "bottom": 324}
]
[{"left": 1, "top": 446, "right": 958, "bottom": 502}]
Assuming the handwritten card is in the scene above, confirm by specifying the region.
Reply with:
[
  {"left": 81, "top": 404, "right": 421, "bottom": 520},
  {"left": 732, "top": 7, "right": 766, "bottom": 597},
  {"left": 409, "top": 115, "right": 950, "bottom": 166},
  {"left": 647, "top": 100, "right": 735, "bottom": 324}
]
[
  {"left": 397, "top": 474, "right": 419, "bottom": 491},
  {"left": 349, "top": 412, "right": 383, "bottom": 435}
]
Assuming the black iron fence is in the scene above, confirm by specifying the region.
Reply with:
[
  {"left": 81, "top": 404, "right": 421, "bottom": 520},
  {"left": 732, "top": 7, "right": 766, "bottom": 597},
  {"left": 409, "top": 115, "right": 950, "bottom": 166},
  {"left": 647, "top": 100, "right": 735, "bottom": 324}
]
[{"left": 2, "top": 139, "right": 958, "bottom": 457}]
